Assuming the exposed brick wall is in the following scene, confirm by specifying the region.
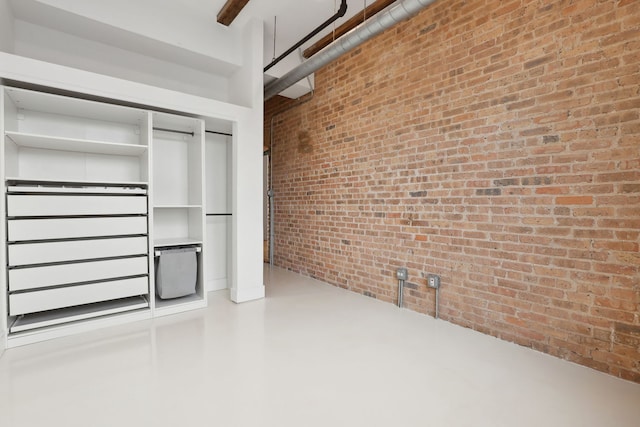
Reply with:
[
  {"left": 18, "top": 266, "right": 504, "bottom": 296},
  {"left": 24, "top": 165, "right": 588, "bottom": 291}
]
[
  {"left": 264, "top": 95, "right": 297, "bottom": 151},
  {"left": 267, "top": 0, "right": 640, "bottom": 382}
]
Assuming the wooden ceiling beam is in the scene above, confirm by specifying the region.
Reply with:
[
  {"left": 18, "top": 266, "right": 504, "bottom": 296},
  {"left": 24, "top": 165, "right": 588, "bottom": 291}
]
[
  {"left": 217, "top": 0, "right": 251, "bottom": 26},
  {"left": 303, "top": 0, "right": 398, "bottom": 58}
]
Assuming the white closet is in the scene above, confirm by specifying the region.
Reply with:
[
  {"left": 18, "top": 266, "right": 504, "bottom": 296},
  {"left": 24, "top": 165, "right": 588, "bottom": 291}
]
[{"left": 0, "top": 85, "right": 229, "bottom": 347}]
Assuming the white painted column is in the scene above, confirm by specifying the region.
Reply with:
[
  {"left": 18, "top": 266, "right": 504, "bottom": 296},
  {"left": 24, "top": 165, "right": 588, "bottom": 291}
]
[{"left": 229, "top": 18, "right": 265, "bottom": 303}]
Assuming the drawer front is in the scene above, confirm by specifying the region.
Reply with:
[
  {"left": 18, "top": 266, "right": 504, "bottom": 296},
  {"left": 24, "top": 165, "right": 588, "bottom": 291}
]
[
  {"left": 9, "top": 256, "right": 148, "bottom": 291},
  {"left": 9, "top": 276, "right": 149, "bottom": 315},
  {"left": 8, "top": 216, "right": 147, "bottom": 241},
  {"left": 7, "top": 194, "right": 147, "bottom": 216},
  {"left": 8, "top": 236, "right": 148, "bottom": 266}
]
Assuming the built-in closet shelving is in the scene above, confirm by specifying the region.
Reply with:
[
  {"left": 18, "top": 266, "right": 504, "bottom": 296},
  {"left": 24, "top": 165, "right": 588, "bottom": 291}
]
[
  {"left": 2, "top": 87, "right": 150, "bottom": 184},
  {"left": 1, "top": 87, "right": 152, "bottom": 343},
  {"left": 0, "top": 86, "right": 214, "bottom": 346},
  {"left": 151, "top": 113, "right": 206, "bottom": 314}
]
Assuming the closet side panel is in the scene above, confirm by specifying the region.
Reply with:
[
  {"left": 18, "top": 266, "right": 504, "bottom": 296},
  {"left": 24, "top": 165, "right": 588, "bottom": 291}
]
[
  {"left": 204, "top": 133, "right": 230, "bottom": 291},
  {"left": 0, "top": 88, "right": 6, "bottom": 353}
]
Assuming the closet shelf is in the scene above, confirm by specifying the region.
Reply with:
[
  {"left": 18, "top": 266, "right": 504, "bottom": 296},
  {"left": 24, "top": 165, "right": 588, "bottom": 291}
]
[
  {"left": 5, "top": 131, "right": 148, "bottom": 156},
  {"left": 154, "top": 237, "right": 202, "bottom": 247},
  {"left": 153, "top": 204, "right": 202, "bottom": 209},
  {"left": 5, "top": 87, "right": 146, "bottom": 125}
]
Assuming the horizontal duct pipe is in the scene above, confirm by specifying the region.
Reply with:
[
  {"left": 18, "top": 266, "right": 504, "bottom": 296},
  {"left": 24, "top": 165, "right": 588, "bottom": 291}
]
[{"left": 264, "top": 0, "right": 437, "bottom": 100}]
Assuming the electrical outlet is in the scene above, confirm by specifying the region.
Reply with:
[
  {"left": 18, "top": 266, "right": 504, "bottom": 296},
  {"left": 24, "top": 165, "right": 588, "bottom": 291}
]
[
  {"left": 396, "top": 268, "right": 408, "bottom": 281},
  {"left": 427, "top": 274, "right": 440, "bottom": 289}
]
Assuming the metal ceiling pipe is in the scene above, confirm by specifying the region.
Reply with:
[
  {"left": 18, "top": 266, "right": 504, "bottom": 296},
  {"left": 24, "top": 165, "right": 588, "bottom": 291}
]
[
  {"left": 264, "top": 0, "right": 348, "bottom": 73},
  {"left": 264, "top": 0, "right": 437, "bottom": 100}
]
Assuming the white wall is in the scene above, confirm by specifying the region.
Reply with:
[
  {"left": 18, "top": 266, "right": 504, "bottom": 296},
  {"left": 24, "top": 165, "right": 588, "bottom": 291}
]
[
  {"left": 14, "top": 20, "right": 230, "bottom": 101},
  {"left": 229, "top": 19, "right": 263, "bottom": 108},
  {"left": 0, "top": 0, "right": 14, "bottom": 53},
  {"left": 14, "top": 0, "right": 241, "bottom": 67}
]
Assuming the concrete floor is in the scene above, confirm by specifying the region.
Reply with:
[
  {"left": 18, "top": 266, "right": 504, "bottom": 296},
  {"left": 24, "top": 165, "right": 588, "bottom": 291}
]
[{"left": 1, "top": 265, "right": 639, "bottom": 426}]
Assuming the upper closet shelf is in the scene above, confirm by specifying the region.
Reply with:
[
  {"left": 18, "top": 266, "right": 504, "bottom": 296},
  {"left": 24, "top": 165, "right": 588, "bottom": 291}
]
[
  {"left": 6, "top": 87, "right": 146, "bottom": 125},
  {"left": 5, "top": 131, "right": 148, "bottom": 156}
]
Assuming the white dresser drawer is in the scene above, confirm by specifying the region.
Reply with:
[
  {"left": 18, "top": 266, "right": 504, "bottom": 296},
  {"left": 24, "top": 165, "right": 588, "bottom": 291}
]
[
  {"left": 9, "top": 256, "right": 148, "bottom": 291},
  {"left": 8, "top": 216, "right": 147, "bottom": 241},
  {"left": 9, "top": 276, "right": 149, "bottom": 315},
  {"left": 8, "top": 236, "right": 148, "bottom": 266},
  {"left": 7, "top": 194, "right": 147, "bottom": 216}
]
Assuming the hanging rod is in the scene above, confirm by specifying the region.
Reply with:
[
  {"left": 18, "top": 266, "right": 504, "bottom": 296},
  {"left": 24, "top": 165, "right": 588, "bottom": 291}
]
[
  {"left": 153, "top": 128, "right": 233, "bottom": 137},
  {"left": 153, "top": 127, "right": 194, "bottom": 136},
  {"left": 205, "top": 130, "right": 233, "bottom": 137}
]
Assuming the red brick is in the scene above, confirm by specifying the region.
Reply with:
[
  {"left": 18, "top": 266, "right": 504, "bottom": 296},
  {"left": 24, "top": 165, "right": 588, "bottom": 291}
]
[
  {"left": 556, "top": 196, "right": 593, "bottom": 205},
  {"left": 267, "top": 0, "right": 640, "bottom": 383}
]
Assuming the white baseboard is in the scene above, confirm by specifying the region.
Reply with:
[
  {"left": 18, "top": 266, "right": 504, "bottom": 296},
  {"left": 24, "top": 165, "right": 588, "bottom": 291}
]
[
  {"left": 230, "top": 284, "right": 265, "bottom": 303},
  {"left": 206, "top": 278, "right": 228, "bottom": 292}
]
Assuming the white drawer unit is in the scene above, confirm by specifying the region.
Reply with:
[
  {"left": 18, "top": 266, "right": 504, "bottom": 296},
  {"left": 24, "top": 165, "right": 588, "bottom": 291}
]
[
  {"left": 7, "top": 216, "right": 147, "bottom": 241},
  {"left": 9, "top": 256, "right": 148, "bottom": 292},
  {"left": 7, "top": 194, "right": 147, "bottom": 216},
  {"left": 8, "top": 236, "right": 148, "bottom": 266},
  {"left": 9, "top": 276, "right": 149, "bottom": 316}
]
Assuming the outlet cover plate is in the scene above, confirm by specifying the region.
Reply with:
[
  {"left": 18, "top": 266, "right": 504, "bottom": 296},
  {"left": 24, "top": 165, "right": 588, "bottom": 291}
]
[{"left": 427, "top": 274, "right": 440, "bottom": 289}]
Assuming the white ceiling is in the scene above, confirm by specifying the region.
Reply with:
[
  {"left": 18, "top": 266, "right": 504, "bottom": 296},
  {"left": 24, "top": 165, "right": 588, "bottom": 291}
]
[{"left": 9, "top": 0, "right": 387, "bottom": 98}]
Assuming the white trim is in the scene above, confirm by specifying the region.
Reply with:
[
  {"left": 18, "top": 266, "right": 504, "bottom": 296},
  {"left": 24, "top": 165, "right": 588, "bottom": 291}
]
[
  {"left": 230, "top": 284, "right": 265, "bottom": 303},
  {"left": 206, "top": 278, "right": 228, "bottom": 292}
]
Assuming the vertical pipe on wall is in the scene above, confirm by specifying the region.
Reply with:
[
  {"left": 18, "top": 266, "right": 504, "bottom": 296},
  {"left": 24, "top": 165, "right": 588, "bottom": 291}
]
[{"left": 267, "top": 91, "right": 315, "bottom": 266}]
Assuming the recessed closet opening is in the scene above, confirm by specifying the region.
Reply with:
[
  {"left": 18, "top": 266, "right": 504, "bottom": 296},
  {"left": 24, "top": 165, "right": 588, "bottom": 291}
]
[{"left": 1, "top": 84, "right": 236, "bottom": 345}]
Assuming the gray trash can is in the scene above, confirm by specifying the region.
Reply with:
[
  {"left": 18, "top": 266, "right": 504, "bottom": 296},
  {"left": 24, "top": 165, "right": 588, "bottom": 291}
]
[{"left": 155, "top": 246, "right": 198, "bottom": 299}]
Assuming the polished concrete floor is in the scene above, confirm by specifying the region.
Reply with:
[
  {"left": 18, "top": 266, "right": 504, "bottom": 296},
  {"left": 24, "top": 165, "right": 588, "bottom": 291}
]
[{"left": 1, "top": 265, "right": 639, "bottom": 426}]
